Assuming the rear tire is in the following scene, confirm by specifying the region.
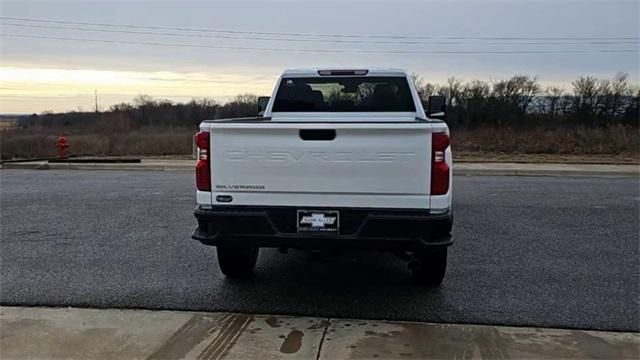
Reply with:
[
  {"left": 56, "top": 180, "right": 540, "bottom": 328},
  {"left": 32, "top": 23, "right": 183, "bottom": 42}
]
[
  {"left": 412, "top": 248, "right": 447, "bottom": 286},
  {"left": 216, "top": 242, "right": 259, "bottom": 278}
]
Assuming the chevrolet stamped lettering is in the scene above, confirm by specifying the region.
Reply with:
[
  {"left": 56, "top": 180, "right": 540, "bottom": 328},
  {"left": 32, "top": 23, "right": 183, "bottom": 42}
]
[{"left": 224, "top": 150, "right": 416, "bottom": 163}]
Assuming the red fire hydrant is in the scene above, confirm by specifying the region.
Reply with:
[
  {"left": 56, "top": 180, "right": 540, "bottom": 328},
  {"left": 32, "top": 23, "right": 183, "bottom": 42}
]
[{"left": 55, "top": 134, "right": 69, "bottom": 159}]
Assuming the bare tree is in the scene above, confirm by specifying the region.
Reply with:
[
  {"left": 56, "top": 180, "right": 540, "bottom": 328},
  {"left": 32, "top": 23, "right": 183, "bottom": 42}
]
[
  {"left": 410, "top": 73, "right": 423, "bottom": 89},
  {"left": 133, "top": 95, "right": 155, "bottom": 127},
  {"left": 492, "top": 75, "right": 540, "bottom": 113},
  {"left": 541, "top": 86, "right": 565, "bottom": 128},
  {"left": 410, "top": 73, "right": 439, "bottom": 106},
  {"left": 460, "top": 80, "right": 490, "bottom": 126},
  {"left": 571, "top": 76, "right": 599, "bottom": 118},
  {"left": 442, "top": 77, "right": 462, "bottom": 108},
  {"left": 610, "top": 72, "right": 631, "bottom": 117}
]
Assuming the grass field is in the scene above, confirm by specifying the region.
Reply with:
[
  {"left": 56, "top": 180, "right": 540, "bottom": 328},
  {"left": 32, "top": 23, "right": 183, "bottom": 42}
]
[{"left": 2, "top": 124, "right": 638, "bottom": 163}]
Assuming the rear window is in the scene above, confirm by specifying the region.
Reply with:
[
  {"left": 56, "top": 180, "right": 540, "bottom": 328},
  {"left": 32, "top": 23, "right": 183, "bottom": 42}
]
[{"left": 272, "top": 76, "right": 416, "bottom": 112}]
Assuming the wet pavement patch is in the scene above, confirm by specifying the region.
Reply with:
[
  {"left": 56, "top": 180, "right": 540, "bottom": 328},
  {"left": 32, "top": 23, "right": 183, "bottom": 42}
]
[
  {"left": 280, "top": 330, "right": 304, "bottom": 354},
  {"left": 319, "top": 319, "right": 640, "bottom": 359}
]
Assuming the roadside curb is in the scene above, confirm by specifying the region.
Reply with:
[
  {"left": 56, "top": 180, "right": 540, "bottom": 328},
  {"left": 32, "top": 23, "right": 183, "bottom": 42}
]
[
  {"left": 454, "top": 168, "right": 639, "bottom": 178},
  {"left": 0, "top": 162, "right": 189, "bottom": 172},
  {"left": 3, "top": 161, "right": 638, "bottom": 177}
]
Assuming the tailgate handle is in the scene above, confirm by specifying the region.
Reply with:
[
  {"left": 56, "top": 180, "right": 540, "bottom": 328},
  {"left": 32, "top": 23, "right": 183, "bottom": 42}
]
[{"left": 299, "top": 129, "right": 336, "bottom": 141}]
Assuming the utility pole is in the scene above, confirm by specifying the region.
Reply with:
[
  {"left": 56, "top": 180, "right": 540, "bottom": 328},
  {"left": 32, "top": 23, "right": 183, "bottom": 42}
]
[{"left": 94, "top": 89, "right": 99, "bottom": 113}]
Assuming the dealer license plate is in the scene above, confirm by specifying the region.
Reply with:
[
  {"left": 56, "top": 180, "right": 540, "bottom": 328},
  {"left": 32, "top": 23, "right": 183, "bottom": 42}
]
[{"left": 297, "top": 210, "right": 339, "bottom": 233}]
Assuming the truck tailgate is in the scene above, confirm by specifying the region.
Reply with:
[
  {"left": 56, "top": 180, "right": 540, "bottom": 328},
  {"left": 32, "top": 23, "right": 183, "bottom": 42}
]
[{"left": 209, "top": 122, "right": 433, "bottom": 209}]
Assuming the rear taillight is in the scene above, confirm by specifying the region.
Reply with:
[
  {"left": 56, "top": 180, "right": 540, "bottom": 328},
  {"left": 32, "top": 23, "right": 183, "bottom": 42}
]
[
  {"left": 431, "top": 132, "right": 450, "bottom": 195},
  {"left": 194, "top": 131, "right": 211, "bottom": 191}
]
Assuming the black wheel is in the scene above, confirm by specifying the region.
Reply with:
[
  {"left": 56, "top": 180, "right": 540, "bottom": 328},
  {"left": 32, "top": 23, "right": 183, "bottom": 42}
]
[
  {"left": 216, "top": 242, "right": 259, "bottom": 278},
  {"left": 412, "top": 248, "right": 448, "bottom": 286}
]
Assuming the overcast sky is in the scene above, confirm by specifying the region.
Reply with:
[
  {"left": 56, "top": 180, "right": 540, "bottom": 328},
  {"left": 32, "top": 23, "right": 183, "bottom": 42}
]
[{"left": 1, "top": 0, "right": 638, "bottom": 113}]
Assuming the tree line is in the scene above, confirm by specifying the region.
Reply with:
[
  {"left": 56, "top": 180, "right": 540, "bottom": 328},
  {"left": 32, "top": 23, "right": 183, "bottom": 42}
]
[
  {"left": 21, "top": 94, "right": 259, "bottom": 130},
  {"left": 412, "top": 72, "right": 639, "bottom": 128},
  {"left": 20, "top": 73, "right": 639, "bottom": 130}
]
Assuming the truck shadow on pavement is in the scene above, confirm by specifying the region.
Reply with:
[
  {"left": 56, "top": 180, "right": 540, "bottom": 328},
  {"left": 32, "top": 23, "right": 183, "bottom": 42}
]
[{"left": 204, "top": 248, "right": 453, "bottom": 322}]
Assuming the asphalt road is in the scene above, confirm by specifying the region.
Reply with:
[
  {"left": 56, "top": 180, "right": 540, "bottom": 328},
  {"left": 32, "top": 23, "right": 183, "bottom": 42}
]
[{"left": 1, "top": 170, "right": 638, "bottom": 331}]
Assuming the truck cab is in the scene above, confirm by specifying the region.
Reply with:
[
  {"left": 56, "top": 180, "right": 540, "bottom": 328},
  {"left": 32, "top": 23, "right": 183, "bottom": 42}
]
[{"left": 192, "top": 68, "right": 453, "bottom": 285}]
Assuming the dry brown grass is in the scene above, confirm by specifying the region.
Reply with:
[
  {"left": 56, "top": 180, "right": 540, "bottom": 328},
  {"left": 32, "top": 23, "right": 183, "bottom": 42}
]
[
  {"left": 0, "top": 121, "right": 16, "bottom": 130},
  {"left": 451, "top": 125, "right": 639, "bottom": 157},
  {"left": 1, "top": 126, "right": 195, "bottom": 159},
  {"left": 2, "top": 124, "right": 638, "bottom": 162}
]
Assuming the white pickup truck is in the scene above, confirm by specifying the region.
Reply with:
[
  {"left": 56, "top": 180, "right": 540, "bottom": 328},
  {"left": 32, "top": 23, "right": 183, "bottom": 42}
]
[{"left": 192, "top": 68, "right": 453, "bottom": 285}]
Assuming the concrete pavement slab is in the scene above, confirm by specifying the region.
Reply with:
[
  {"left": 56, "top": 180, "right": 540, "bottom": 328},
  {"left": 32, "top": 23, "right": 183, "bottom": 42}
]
[
  {"left": 223, "top": 315, "right": 327, "bottom": 360},
  {"left": 0, "top": 306, "right": 195, "bottom": 360},
  {"left": 321, "top": 319, "right": 640, "bottom": 359},
  {"left": 145, "top": 313, "right": 253, "bottom": 360},
  {"left": 0, "top": 307, "right": 326, "bottom": 360},
  {"left": 1, "top": 307, "right": 638, "bottom": 360}
]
